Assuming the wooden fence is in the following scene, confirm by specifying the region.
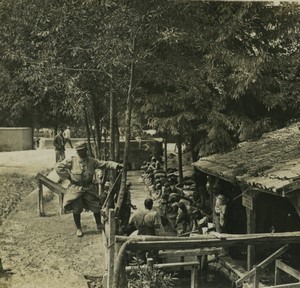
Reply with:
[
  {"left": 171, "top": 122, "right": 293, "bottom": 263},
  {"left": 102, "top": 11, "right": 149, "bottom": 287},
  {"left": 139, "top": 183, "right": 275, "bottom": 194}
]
[
  {"left": 35, "top": 173, "right": 300, "bottom": 288},
  {"left": 100, "top": 207, "right": 300, "bottom": 288}
]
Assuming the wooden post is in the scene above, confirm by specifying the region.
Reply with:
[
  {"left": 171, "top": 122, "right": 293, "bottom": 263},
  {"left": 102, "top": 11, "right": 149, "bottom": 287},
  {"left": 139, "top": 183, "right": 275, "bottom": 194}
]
[
  {"left": 275, "top": 260, "right": 282, "bottom": 285},
  {"left": 147, "top": 258, "right": 154, "bottom": 272},
  {"left": 107, "top": 209, "right": 116, "bottom": 288},
  {"left": 59, "top": 193, "right": 64, "bottom": 215},
  {"left": 246, "top": 205, "right": 256, "bottom": 271},
  {"left": 38, "top": 180, "right": 45, "bottom": 216},
  {"left": 253, "top": 265, "right": 259, "bottom": 288},
  {"left": 191, "top": 256, "right": 199, "bottom": 288},
  {"left": 200, "top": 255, "right": 208, "bottom": 281}
]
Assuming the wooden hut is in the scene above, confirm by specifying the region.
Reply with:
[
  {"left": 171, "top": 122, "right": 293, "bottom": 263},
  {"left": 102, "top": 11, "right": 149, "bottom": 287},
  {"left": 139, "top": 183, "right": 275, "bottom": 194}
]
[{"left": 193, "top": 122, "right": 300, "bottom": 269}]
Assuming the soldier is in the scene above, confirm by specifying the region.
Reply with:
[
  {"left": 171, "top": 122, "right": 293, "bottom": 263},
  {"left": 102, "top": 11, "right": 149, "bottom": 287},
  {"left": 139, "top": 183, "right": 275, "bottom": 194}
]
[
  {"left": 55, "top": 141, "right": 123, "bottom": 237},
  {"left": 63, "top": 126, "right": 73, "bottom": 148},
  {"left": 128, "top": 198, "right": 160, "bottom": 236},
  {"left": 53, "top": 128, "right": 65, "bottom": 163}
]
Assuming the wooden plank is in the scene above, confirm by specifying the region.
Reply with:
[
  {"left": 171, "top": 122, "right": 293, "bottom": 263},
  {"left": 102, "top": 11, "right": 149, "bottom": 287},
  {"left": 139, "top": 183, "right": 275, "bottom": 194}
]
[
  {"left": 125, "top": 261, "right": 200, "bottom": 271},
  {"left": 275, "top": 260, "right": 282, "bottom": 285},
  {"left": 158, "top": 248, "right": 222, "bottom": 257},
  {"left": 38, "top": 180, "right": 45, "bottom": 216},
  {"left": 236, "top": 245, "right": 289, "bottom": 285},
  {"left": 147, "top": 258, "right": 154, "bottom": 272},
  {"left": 59, "top": 193, "right": 64, "bottom": 215},
  {"left": 116, "top": 232, "right": 300, "bottom": 250},
  {"left": 36, "top": 173, "right": 66, "bottom": 216},
  {"left": 253, "top": 265, "right": 259, "bottom": 288},
  {"left": 107, "top": 209, "right": 116, "bottom": 288},
  {"left": 246, "top": 205, "right": 256, "bottom": 271},
  {"left": 276, "top": 260, "right": 300, "bottom": 281},
  {"left": 154, "top": 262, "right": 199, "bottom": 269},
  {"left": 36, "top": 173, "right": 66, "bottom": 195},
  {"left": 191, "top": 258, "right": 199, "bottom": 288},
  {"left": 211, "top": 232, "right": 227, "bottom": 240}
]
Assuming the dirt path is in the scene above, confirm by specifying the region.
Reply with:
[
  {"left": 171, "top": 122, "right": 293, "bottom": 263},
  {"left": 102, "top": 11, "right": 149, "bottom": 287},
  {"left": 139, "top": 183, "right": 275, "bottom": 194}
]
[
  {"left": 0, "top": 147, "right": 194, "bottom": 288},
  {"left": 0, "top": 149, "right": 105, "bottom": 288}
]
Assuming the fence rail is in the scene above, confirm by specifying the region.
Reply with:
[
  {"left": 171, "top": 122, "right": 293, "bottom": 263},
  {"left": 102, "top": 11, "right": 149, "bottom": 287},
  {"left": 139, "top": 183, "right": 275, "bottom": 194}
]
[{"left": 36, "top": 173, "right": 66, "bottom": 216}]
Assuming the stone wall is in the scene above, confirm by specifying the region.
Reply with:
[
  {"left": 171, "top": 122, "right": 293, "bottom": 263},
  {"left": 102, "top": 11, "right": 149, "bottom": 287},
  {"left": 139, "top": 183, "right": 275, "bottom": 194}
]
[{"left": 0, "top": 127, "right": 33, "bottom": 151}]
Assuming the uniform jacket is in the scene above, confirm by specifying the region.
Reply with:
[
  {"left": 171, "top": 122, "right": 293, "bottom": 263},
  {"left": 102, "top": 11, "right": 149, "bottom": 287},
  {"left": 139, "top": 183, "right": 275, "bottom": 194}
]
[
  {"left": 55, "top": 156, "right": 118, "bottom": 208},
  {"left": 129, "top": 209, "right": 160, "bottom": 235},
  {"left": 53, "top": 134, "right": 65, "bottom": 151}
]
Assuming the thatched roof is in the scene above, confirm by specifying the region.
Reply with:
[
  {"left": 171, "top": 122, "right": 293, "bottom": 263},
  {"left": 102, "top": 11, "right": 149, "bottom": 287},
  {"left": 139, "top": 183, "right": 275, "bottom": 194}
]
[{"left": 193, "top": 123, "right": 300, "bottom": 195}]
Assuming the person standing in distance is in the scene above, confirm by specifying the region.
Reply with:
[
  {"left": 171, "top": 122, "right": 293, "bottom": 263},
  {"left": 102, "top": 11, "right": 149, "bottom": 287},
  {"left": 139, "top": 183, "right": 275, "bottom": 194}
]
[
  {"left": 55, "top": 141, "right": 123, "bottom": 237},
  {"left": 63, "top": 126, "right": 73, "bottom": 148},
  {"left": 53, "top": 128, "right": 65, "bottom": 163}
]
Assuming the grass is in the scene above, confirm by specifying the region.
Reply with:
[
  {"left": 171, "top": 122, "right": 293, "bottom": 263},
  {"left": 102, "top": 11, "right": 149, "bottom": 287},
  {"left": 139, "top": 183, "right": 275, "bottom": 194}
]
[{"left": 0, "top": 172, "right": 37, "bottom": 225}]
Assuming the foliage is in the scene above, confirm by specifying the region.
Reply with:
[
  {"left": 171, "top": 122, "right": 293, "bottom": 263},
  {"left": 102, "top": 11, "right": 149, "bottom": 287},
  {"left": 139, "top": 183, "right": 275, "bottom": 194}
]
[
  {"left": 136, "top": 2, "right": 300, "bottom": 157},
  {"left": 1, "top": 0, "right": 300, "bottom": 158},
  {"left": 128, "top": 258, "right": 175, "bottom": 288}
]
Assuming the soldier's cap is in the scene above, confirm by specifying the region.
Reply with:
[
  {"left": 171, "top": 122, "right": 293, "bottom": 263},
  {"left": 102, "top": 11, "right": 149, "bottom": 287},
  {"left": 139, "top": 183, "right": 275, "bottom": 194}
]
[{"left": 74, "top": 141, "right": 87, "bottom": 151}]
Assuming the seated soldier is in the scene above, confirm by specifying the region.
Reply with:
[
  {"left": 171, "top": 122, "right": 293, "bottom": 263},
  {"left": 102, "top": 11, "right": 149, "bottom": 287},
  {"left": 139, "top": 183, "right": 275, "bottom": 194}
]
[
  {"left": 175, "top": 202, "right": 190, "bottom": 236},
  {"left": 127, "top": 198, "right": 161, "bottom": 236},
  {"left": 192, "top": 205, "right": 213, "bottom": 234}
]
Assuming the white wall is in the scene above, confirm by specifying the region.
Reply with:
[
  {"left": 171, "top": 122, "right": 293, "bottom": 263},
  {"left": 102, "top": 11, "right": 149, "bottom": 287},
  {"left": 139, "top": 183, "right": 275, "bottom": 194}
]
[{"left": 0, "top": 127, "right": 33, "bottom": 151}]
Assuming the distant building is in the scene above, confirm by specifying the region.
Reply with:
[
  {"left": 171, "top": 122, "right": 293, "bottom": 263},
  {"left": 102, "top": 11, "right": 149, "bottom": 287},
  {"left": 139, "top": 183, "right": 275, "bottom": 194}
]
[{"left": 0, "top": 127, "right": 33, "bottom": 152}]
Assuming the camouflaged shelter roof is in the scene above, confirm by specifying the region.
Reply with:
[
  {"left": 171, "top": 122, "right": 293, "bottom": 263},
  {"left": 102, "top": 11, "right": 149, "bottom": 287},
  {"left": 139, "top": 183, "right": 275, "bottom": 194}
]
[{"left": 193, "top": 123, "right": 300, "bottom": 195}]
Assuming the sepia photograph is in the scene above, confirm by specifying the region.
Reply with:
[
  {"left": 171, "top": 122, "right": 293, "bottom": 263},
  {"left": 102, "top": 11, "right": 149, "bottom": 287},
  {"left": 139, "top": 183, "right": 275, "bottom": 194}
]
[{"left": 1, "top": 0, "right": 300, "bottom": 287}]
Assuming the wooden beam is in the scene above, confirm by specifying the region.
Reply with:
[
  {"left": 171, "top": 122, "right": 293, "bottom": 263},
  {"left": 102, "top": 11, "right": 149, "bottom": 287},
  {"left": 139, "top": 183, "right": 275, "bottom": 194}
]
[
  {"left": 125, "top": 261, "right": 199, "bottom": 271},
  {"left": 38, "top": 180, "right": 45, "bottom": 216},
  {"left": 236, "top": 245, "right": 289, "bottom": 286},
  {"left": 191, "top": 257, "right": 199, "bottom": 288},
  {"left": 36, "top": 173, "right": 66, "bottom": 195},
  {"left": 36, "top": 173, "right": 66, "bottom": 216},
  {"left": 158, "top": 248, "right": 222, "bottom": 257},
  {"left": 107, "top": 209, "right": 116, "bottom": 288},
  {"left": 246, "top": 206, "right": 256, "bottom": 271},
  {"left": 276, "top": 260, "right": 300, "bottom": 281},
  {"left": 115, "top": 232, "right": 300, "bottom": 251}
]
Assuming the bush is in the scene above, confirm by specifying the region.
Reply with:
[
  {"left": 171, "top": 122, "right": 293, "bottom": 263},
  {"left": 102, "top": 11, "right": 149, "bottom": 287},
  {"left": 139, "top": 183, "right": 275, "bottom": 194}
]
[{"left": 128, "top": 258, "right": 175, "bottom": 288}]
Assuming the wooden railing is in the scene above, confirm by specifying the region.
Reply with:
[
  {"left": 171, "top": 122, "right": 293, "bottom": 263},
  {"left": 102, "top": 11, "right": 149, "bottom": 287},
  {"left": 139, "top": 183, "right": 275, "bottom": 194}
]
[
  {"left": 273, "top": 260, "right": 300, "bottom": 288},
  {"left": 235, "top": 244, "right": 289, "bottom": 287},
  {"left": 109, "top": 231, "right": 300, "bottom": 288},
  {"left": 36, "top": 173, "right": 66, "bottom": 216}
]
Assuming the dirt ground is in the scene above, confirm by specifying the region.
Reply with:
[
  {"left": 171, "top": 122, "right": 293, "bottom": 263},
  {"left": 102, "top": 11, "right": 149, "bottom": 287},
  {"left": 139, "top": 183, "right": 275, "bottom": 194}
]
[
  {"left": 0, "top": 146, "right": 195, "bottom": 288},
  {"left": 0, "top": 148, "right": 104, "bottom": 288}
]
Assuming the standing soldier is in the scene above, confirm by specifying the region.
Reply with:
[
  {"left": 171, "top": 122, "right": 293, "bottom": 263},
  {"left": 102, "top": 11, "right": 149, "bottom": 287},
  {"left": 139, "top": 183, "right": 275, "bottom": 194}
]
[
  {"left": 63, "top": 126, "right": 73, "bottom": 148},
  {"left": 55, "top": 141, "right": 123, "bottom": 237},
  {"left": 53, "top": 128, "right": 65, "bottom": 163}
]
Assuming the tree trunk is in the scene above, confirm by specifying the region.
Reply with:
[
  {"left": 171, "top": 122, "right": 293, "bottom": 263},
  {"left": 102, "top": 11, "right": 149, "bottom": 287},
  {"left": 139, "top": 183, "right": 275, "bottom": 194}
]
[
  {"left": 84, "top": 107, "right": 93, "bottom": 157},
  {"left": 177, "top": 134, "right": 183, "bottom": 184},
  {"left": 104, "top": 129, "right": 107, "bottom": 160},
  {"left": 110, "top": 89, "right": 116, "bottom": 161},
  {"left": 116, "top": 37, "right": 135, "bottom": 217},
  {"left": 92, "top": 95, "right": 101, "bottom": 159},
  {"left": 115, "top": 119, "right": 120, "bottom": 162},
  {"left": 164, "top": 136, "right": 168, "bottom": 172}
]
